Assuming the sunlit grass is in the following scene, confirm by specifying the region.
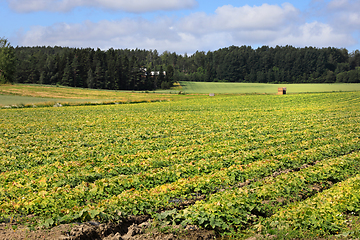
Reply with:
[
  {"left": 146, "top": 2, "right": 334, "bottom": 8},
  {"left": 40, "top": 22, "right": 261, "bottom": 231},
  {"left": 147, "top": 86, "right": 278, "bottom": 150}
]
[
  {"left": 179, "top": 81, "right": 360, "bottom": 94},
  {"left": 0, "top": 84, "right": 202, "bottom": 106}
]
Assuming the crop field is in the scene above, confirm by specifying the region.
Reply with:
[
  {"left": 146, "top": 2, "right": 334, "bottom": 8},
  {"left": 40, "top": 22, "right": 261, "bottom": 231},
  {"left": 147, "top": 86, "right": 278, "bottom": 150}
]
[
  {"left": 179, "top": 81, "right": 360, "bottom": 94},
  {"left": 1, "top": 91, "right": 360, "bottom": 239}
]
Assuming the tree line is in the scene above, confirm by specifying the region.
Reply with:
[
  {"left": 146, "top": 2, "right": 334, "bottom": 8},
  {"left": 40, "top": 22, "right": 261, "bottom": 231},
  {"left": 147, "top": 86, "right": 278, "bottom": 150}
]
[
  {"left": 1, "top": 38, "right": 360, "bottom": 89},
  {"left": 181, "top": 45, "right": 360, "bottom": 84},
  {"left": 12, "top": 46, "right": 175, "bottom": 90}
]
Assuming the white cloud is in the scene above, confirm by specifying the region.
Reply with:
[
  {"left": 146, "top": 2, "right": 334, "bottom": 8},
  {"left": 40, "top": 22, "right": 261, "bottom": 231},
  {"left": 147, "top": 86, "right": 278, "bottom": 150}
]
[
  {"left": 178, "top": 3, "right": 300, "bottom": 34},
  {"left": 19, "top": 18, "right": 190, "bottom": 52},
  {"left": 327, "top": 0, "right": 360, "bottom": 11},
  {"left": 17, "top": 3, "right": 358, "bottom": 53},
  {"left": 310, "top": 0, "right": 360, "bottom": 31},
  {"left": 7, "top": 0, "right": 198, "bottom": 13},
  {"left": 328, "top": 0, "right": 360, "bottom": 30},
  {"left": 269, "top": 21, "right": 356, "bottom": 47},
  {"left": 214, "top": 3, "right": 299, "bottom": 30}
]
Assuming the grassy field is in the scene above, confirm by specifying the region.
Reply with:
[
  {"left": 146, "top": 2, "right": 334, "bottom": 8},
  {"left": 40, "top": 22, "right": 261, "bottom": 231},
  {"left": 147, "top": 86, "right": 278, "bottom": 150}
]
[
  {"left": 0, "top": 84, "right": 199, "bottom": 107},
  {"left": 179, "top": 81, "right": 360, "bottom": 94},
  {"left": 2, "top": 83, "right": 360, "bottom": 106},
  {"left": 0, "top": 95, "right": 104, "bottom": 106},
  {"left": 1, "top": 91, "right": 360, "bottom": 239}
]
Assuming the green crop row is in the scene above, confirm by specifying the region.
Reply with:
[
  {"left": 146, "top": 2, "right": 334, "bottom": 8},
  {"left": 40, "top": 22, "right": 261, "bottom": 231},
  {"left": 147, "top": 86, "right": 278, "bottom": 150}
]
[
  {"left": 1, "top": 92, "right": 358, "bottom": 173},
  {"left": 2, "top": 130, "right": 358, "bottom": 201},
  {"left": 1, "top": 136, "right": 359, "bottom": 224},
  {"left": 263, "top": 173, "right": 360, "bottom": 237},
  {"left": 174, "top": 151, "right": 360, "bottom": 234}
]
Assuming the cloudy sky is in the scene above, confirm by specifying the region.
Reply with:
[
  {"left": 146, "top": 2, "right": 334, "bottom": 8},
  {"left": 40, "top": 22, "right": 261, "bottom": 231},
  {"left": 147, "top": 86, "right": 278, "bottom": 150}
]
[{"left": 1, "top": 0, "right": 359, "bottom": 54}]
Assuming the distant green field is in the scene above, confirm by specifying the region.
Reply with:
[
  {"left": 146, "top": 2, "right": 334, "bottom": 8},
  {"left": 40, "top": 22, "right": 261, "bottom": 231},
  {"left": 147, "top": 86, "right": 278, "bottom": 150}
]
[
  {"left": 2, "top": 83, "right": 360, "bottom": 106},
  {"left": 179, "top": 82, "right": 360, "bottom": 94}
]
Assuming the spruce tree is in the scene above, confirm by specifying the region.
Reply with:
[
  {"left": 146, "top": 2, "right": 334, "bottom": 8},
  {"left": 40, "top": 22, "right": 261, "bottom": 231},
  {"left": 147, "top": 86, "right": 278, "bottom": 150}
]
[{"left": 62, "top": 57, "right": 72, "bottom": 86}]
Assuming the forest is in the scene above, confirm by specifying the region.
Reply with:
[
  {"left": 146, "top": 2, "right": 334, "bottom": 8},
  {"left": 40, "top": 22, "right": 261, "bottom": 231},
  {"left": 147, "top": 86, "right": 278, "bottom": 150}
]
[{"left": 6, "top": 45, "right": 360, "bottom": 90}]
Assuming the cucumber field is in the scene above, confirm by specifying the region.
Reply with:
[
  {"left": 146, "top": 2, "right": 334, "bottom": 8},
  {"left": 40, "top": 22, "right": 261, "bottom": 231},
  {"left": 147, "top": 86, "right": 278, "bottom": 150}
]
[{"left": 1, "top": 91, "right": 360, "bottom": 239}]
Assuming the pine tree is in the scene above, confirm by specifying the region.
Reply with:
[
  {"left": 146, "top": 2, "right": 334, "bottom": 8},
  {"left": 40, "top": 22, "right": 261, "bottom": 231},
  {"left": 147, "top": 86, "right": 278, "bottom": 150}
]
[
  {"left": 71, "top": 55, "right": 80, "bottom": 87},
  {"left": 94, "top": 61, "right": 104, "bottom": 89},
  {"left": 62, "top": 57, "right": 72, "bottom": 86},
  {"left": 87, "top": 68, "right": 94, "bottom": 88},
  {"left": 158, "top": 65, "right": 165, "bottom": 88},
  {"left": 114, "top": 54, "right": 123, "bottom": 90}
]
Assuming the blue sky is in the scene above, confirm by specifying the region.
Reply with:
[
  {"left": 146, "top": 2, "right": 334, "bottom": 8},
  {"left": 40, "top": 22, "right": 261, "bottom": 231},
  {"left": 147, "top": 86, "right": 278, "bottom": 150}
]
[{"left": 1, "top": 0, "right": 359, "bottom": 54}]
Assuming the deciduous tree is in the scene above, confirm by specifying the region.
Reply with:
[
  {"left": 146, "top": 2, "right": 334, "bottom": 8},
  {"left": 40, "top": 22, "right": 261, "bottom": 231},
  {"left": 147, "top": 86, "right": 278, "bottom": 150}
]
[{"left": 0, "top": 37, "right": 15, "bottom": 84}]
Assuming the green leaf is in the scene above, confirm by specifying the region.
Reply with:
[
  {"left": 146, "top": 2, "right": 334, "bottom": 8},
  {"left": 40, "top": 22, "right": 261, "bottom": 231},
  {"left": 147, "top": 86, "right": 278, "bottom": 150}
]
[
  {"left": 210, "top": 217, "right": 216, "bottom": 228},
  {"left": 198, "top": 217, "right": 206, "bottom": 225},
  {"left": 44, "top": 218, "right": 54, "bottom": 228},
  {"left": 89, "top": 210, "right": 100, "bottom": 218},
  {"left": 347, "top": 206, "right": 354, "bottom": 212}
]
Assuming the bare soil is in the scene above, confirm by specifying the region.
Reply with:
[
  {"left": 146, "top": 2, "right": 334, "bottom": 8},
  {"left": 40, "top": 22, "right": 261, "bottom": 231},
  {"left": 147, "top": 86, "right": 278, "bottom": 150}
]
[
  {"left": 0, "top": 222, "right": 74, "bottom": 240},
  {"left": 0, "top": 216, "right": 215, "bottom": 240}
]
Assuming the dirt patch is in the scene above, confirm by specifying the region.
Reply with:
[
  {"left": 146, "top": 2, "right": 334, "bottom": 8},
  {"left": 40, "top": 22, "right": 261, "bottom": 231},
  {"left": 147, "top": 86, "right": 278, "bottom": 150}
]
[
  {"left": 0, "top": 217, "right": 215, "bottom": 240},
  {"left": 0, "top": 222, "right": 74, "bottom": 240},
  {"left": 58, "top": 218, "right": 215, "bottom": 240}
]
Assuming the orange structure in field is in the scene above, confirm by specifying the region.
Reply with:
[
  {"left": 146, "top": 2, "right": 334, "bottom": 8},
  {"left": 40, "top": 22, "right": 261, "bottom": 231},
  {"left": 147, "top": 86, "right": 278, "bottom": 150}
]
[{"left": 278, "top": 87, "right": 287, "bottom": 95}]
